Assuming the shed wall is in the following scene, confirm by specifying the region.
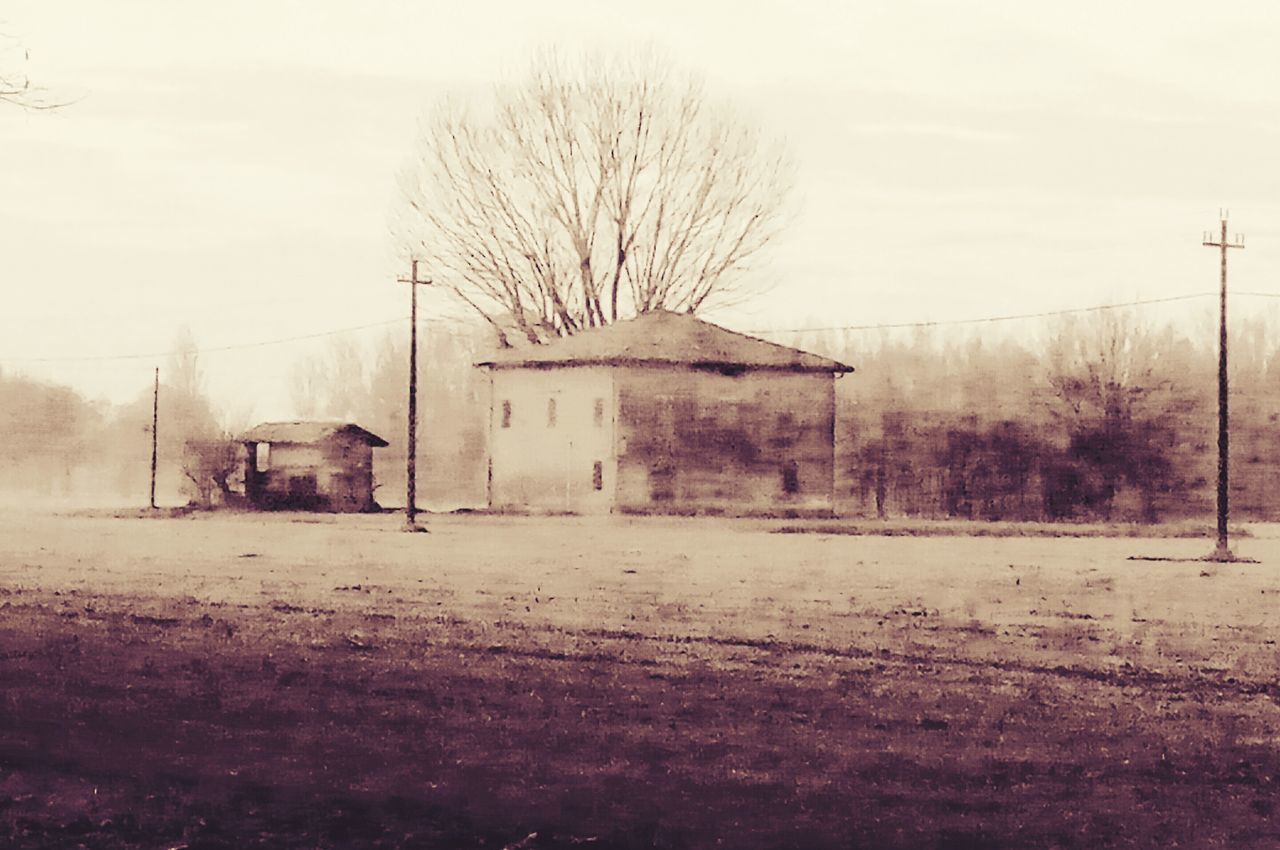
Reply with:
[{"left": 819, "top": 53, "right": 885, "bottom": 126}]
[{"left": 246, "top": 434, "right": 376, "bottom": 512}]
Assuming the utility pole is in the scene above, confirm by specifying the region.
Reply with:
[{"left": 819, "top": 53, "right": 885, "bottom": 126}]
[
  {"left": 398, "top": 259, "right": 432, "bottom": 532},
  {"left": 150, "top": 367, "right": 159, "bottom": 510},
  {"left": 1203, "top": 211, "right": 1244, "bottom": 562}
]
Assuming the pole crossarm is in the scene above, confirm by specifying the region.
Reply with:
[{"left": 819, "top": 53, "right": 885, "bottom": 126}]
[
  {"left": 1203, "top": 238, "right": 1245, "bottom": 249},
  {"left": 397, "top": 258, "right": 433, "bottom": 288}
]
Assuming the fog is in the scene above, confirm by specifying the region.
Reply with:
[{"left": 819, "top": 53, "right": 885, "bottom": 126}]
[{"left": 6, "top": 306, "right": 1279, "bottom": 521}]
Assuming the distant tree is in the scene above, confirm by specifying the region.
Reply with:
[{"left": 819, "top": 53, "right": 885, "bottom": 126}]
[
  {"left": 398, "top": 52, "right": 793, "bottom": 345},
  {"left": 1042, "top": 310, "right": 1203, "bottom": 521},
  {"left": 0, "top": 371, "right": 100, "bottom": 498},
  {"left": 101, "top": 328, "right": 234, "bottom": 506},
  {"left": 167, "top": 329, "right": 255, "bottom": 508},
  {"left": 181, "top": 433, "right": 242, "bottom": 508},
  {"left": 935, "top": 419, "right": 1044, "bottom": 521},
  {"left": 168, "top": 326, "right": 207, "bottom": 402},
  {"left": 287, "top": 327, "right": 489, "bottom": 508},
  {"left": 289, "top": 337, "right": 368, "bottom": 422}
]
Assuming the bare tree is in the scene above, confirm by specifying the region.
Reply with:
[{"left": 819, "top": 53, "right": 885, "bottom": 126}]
[
  {"left": 181, "top": 434, "right": 242, "bottom": 508},
  {"left": 168, "top": 326, "right": 206, "bottom": 402},
  {"left": 1042, "top": 309, "right": 1204, "bottom": 520},
  {"left": 398, "top": 52, "right": 793, "bottom": 344},
  {"left": 288, "top": 337, "right": 368, "bottom": 421},
  {"left": 1, "top": 33, "right": 65, "bottom": 110},
  {"left": 1041, "top": 310, "right": 1208, "bottom": 436}
]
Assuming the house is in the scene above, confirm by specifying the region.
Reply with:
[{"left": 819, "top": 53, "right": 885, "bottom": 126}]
[
  {"left": 476, "top": 310, "right": 853, "bottom": 515},
  {"left": 240, "top": 422, "right": 389, "bottom": 512}
]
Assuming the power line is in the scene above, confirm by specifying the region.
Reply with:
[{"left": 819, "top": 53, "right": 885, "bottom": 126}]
[
  {"left": 0, "top": 317, "right": 465, "bottom": 365},
  {"left": 6, "top": 289, "right": 1280, "bottom": 366},
  {"left": 744, "top": 292, "right": 1220, "bottom": 336},
  {"left": 0, "top": 319, "right": 401, "bottom": 364}
]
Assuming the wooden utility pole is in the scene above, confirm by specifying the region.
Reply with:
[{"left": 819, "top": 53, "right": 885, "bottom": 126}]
[
  {"left": 398, "top": 259, "right": 432, "bottom": 532},
  {"left": 150, "top": 367, "right": 159, "bottom": 510},
  {"left": 1203, "top": 212, "right": 1244, "bottom": 561}
]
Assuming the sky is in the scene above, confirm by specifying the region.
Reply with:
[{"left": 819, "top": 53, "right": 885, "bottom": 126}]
[{"left": 5, "top": 0, "right": 1280, "bottom": 421}]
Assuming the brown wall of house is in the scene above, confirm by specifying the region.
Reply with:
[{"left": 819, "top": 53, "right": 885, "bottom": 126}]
[
  {"left": 245, "top": 434, "right": 377, "bottom": 512},
  {"left": 613, "top": 367, "right": 837, "bottom": 515}
]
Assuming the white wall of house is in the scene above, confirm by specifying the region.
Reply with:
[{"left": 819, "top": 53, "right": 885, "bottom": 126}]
[{"left": 487, "top": 367, "right": 616, "bottom": 513}]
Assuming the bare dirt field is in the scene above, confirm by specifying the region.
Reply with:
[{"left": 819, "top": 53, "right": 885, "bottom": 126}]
[{"left": 3, "top": 512, "right": 1280, "bottom": 849}]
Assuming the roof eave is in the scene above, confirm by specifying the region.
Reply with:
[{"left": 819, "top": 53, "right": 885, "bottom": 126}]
[
  {"left": 239, "top": 422, "right": 390, "bottom": 447},
  {"left": 476, "top": 357, "right": 852, "bottom": 374}
]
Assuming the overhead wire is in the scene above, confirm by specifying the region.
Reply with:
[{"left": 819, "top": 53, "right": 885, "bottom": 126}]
[
  {"left": 4, "top": 289, "right": 1280, "bottom": 365},
  {"left": 743, "top": 292, "right": 1219, "bottom": 335},
  {"left": 0, "top": 317, "right": 467, "bottom": 365}
]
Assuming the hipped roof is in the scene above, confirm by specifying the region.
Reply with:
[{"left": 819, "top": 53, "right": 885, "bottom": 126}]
[
  {"left": 476, "top": 310, "right": 853, "bottom": 374},
  {"left": 240, "top": 422, "right": 389, "bottom": 447}
]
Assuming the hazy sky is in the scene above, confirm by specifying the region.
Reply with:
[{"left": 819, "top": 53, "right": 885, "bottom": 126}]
[{"left": 5, "top": 0, "right": 1280, "bottom": 420}]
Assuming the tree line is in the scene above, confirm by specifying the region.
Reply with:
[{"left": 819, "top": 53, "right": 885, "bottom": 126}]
[
  {"left": 792, "top": 309, "right": 1280, "bottom": 522},
  {"left": 4, "top": 309, "right": 1278, "bottom": 522},
  {"left": 0, "top": 324, "right": 489, "bottom": 511},
  {"left": 0, "top": 330, "right": 232, "bottom": 508}
]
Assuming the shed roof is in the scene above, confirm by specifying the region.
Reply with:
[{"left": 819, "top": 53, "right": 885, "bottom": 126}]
[
  {"left": 475, "top": 310, "right": 853, "bottom": 374},
  {"left": 240, "top": 422, "right": 389, "bottom": 447}
]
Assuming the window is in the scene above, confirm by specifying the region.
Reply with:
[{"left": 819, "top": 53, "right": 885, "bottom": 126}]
[
  {"left": 547, "top": 397, "right": 557, "bottom": 427},
  {"left": 592, "top": 460, "right": 603, "bottom": 491},
  {"left": 501, "top": 400, "right": 512, "bottom": 429},
  {"left": 781, "top": 460, "right": 799, "bottom": 494},
  {"left": 593, "top": 398, "right": 605, "bottom": 427},
  {"left": 255, "top": 442, "right": 271, "bottom": 472}
]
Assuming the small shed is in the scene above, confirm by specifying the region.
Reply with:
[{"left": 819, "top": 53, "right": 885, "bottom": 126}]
[{"left": 240, "top": 422, "right": 388, "bottom": 512}]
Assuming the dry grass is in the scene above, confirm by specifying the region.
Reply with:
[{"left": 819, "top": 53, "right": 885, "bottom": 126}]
[
  {"left": 1, "top": 512, "right": 1279, "bottom": 848},
  {"left": 774, "top": 517, "right": 1252, "bottom": 538}
]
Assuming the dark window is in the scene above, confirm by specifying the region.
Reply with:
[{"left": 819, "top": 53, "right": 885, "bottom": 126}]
[
  {"left": 547, "top": 397, "right": 557, "bottom": 427},
  {"left": 782, "top": 460, "right": 800, "bottom": 494},
  {"left": 501, "top": 400, "right": 512, "bottom": 428},
  {"left": 592, "top": 460, "right": 603, "bottom": 491},
  {"left": 593, "top": 398, "right": 605, "bottom": 427},
  {"left": 650, "top": 462, "right": 675, "bottom": 501},
  {"left": 288, "top": 474, "right": 318, "bottom": 501}
]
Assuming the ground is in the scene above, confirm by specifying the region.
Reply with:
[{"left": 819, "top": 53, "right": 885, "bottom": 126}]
[{"left": 2, "top": 511, "right": 1280, "bottom": 849}]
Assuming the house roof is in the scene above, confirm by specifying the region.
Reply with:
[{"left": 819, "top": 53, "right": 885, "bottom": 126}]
[
  {"left": 475, "top": 310, "right": 853, "bottom": 374},
  {"left": 240, "top": 422, "right": 389, "bottom": 447}
]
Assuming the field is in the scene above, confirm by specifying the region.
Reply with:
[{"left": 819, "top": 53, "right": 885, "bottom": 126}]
[{"left": 3, "top": 512, "right": 1280, "bottom": 849}]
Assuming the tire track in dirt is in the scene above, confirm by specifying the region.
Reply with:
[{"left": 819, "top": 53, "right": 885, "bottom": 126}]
[
  {"left": 7, "top": 586, "right": 1275, "bottom": 701},
  {"left": 423, "top": 617, "right": 1280, "bottom": 703}
]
